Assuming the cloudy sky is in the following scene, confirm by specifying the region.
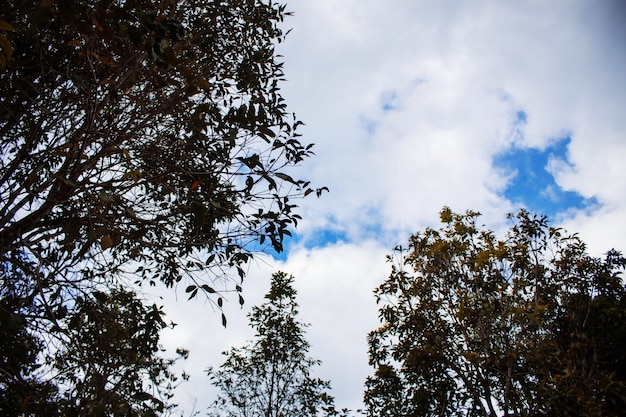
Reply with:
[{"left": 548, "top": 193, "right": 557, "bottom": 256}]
[{"left": 161, "top": 1, "right": 626, "bottom": 413}]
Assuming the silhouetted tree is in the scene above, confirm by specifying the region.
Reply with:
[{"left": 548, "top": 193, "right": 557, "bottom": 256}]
[
  {"left": 1, "top": 0, "right": 321, "bottom": 414},
  {"left": 207, "top": 271, "right": 339, "bottom": 417},
  {"left": 365, "top": 208, "right": 626, "bottom": 417}
]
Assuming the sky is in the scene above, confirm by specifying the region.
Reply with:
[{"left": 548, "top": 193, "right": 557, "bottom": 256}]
[{"left": 159, "top": 1, "right": 626, "bottom": 414}]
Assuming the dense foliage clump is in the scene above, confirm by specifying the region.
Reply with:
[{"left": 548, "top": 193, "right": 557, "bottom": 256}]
[
  {"left": 366, "top": 208, "right": 626, "bottom": 417},
  {"left": 1, "top": 0, "right": 320, "bottom": 414}
]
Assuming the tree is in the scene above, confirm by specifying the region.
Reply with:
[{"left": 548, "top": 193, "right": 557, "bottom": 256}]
[
  {"left": 51, "top": 288, "right": 189, "bottom": 416},
  {"left": 1, "top": 286, "right": 188, "bottom": 416},
  {"left": 0, "top": 297, "right": 60, "bottom": 415},
  {"left": 1, "top": 0, "right": 322, "bottom": 414},
  {"left": 207, "top": 271, "right": 339, "bottom": 417},
  {"left": 365, "top": 208, "right": 626, "bottom": 417}
]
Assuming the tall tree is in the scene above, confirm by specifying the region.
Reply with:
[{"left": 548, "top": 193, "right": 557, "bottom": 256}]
[
  {"left": 207, "top": 271, "right": 339, "bottom": 417},
  {"left": 1, "top": 0, "right": 322, "bottom": 414},
  {"left": 365, "top": 208, "right": 626, "bottom": 417}
]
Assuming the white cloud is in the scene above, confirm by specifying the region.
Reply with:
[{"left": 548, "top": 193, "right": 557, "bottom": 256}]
[
  {"left": 281, "top": 241, "right": 390, "bottom": 410},
  {"left": 164, "top": 0, "right": 626, "bottom": 413},
  {"left": 160, "top": 242, "right": 389, "bottom": 413}
]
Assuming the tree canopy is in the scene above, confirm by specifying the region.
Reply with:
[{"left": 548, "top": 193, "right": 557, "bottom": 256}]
[
  {"left": 1, "top": 0, "right": 321, "bottom": 414},
  {"left": 207, "top": 271, "right": 340, "bottom": 417},
  {"left": 365, "top": 208, "right": 626, "bottom": 417}
]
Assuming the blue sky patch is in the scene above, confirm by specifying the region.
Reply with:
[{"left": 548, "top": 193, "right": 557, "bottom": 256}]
[
  {"left": 260, "top": 227, "right": 349, "bottom": 261},
  {"left": 299, "top": 228, "right": 349, "bottom": 249},
  {"left": 494, "top": 137, "right": 598, "bottom": 218}
]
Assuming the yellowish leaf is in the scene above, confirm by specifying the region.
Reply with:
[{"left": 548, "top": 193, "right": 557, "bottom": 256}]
[
  {"left": 462, "top": 351, "right": 480, "bottom": 362},
  {"left": 196, "top": 78, "right": 211, "bottom": 89},
  {"left": 101, "top": 235, "right": 113, "bottom": 250},
  {"left": 0, "top": 35, "right": 13, "bottom": 68},
  {"left": 0, "top": 21, "right": 17, "bottom": 32}
]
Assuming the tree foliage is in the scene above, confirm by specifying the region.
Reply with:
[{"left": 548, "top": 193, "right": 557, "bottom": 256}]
[
  {"left": 207, "top": 271, "right": 340, "bottom": 417},
  {"left": 365, "top": 208, "right": 626, "bottom": 417},
  {"left": 1, "top": 0, "right": 320, "bottom": 414},
  {"left": 1, "top": 286, "right": 188, "bottom": 416}
]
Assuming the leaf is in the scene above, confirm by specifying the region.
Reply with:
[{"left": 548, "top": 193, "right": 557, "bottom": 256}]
[
  {"left": 237, "top": 104, "right": 247, "bottom": 121},
  {"left": 185, "top": 285, "right": 196, "bottom": 293},
  {"left": 134, "top": 392, "right": 154, "bottom": 401},
  {"left": 217, "top": 297, "right": 223, "bottom": 307},
  {"left": 0, "top": 36, "right": 13, "bottom": 67},
  {"left": 99, "top": 190, "right": 115, "bottom": 203},
  {"left": 100, "top": 235, "right": 113, "bottom": 250},
  {"left": 196, "top": 78, "right": 211, "bottom": 89},
  {"left": 239, "top": 154, "right": 261, "bottom": 169},
  {"left": 275, "top": 172, "right": 297, "bottom": 184},
  {"left": 191, "top": 202, "right": 207, "bottom": 228},
  {"left": 93, "top": 291, "right": 108, "bottom": 303},
  {"left": 221, "top": 313, "right": 227, "bottom": 327},
  {"left": 201, "top": 284, "right": 216, "bottom": 293},
  {"left": 316, "top": 186, "right": 329, "bottom": 197},
  {"left": 263, "top": 174, "right": 277, "bottom": 190},
  {"left": 64, "top": 217, "right": 81, "bottom": 242},
  {"left": 245, "top": 175, "right": 254, "bottom": 191},
  {"left": 238, "top": 294, "right": 244, "bottom": 306},
  {"left": 462, "top": 351, "right": 480, "bottom": 362},
  {"left": 0, "top": 21, "right": 17, "bottom": 32},
  {"left": 191, "top": 180, "right": 201, "bottom": 191},
  {"left": 122, "top": 169, "right": 141, "bottom": 182},
  {"left": 259, "top": 126, "right": 276, "bottom": 138}
]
